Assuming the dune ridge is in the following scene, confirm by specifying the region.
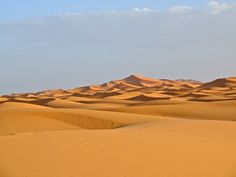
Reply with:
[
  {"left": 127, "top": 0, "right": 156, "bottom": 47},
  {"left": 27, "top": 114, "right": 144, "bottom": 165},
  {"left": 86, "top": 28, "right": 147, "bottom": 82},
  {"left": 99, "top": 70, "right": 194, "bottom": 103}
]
[{"left": 2, "top": 74, "right": 235, "bottom": 104}]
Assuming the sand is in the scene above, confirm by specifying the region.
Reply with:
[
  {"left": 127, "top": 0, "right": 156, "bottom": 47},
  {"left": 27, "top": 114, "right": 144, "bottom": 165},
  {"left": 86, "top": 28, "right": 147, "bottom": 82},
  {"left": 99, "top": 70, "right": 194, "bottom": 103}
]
[{"left": 1, "top": 75, "right": 236, "bottom": 177}]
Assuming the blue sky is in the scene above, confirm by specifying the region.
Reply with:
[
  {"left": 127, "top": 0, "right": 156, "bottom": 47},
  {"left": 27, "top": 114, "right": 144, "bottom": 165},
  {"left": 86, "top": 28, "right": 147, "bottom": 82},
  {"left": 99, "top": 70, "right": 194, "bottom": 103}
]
[
  {"left": 0, "top": 1, "right": 236, "bottom": 94},
  {"left": 0, "top": 0, "right": 216, "bottom": 21}
]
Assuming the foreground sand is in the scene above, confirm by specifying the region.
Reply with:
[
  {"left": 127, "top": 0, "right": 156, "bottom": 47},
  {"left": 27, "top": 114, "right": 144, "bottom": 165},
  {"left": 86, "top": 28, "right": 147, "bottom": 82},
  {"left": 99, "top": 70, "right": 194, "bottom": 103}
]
[
  {"left": 1, "top": 117, "right": 236, "bottom": 177},
  {"left": 1, "top": 75, "right": 236, "bottom": 177},
  {"left": 1, "top": 101, "right": 236, "bottom": 177}
]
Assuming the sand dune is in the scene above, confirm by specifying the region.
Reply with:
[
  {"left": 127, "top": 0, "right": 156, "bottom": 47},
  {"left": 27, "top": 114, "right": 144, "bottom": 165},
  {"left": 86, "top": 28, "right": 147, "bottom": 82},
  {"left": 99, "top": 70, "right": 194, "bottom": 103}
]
[
  {"left": 0, "top": 102, "right": 49, "bottom": 109},
  {"left": 190, "top": 95, "right": 235, "bottom": 102},
  {"left": 1, "top": 74, "right": 236, "bottom": 177},
  {"left": 44, "top": 99, "right": 87, "bottom": 108},
  {"left": 107, "top": 91, "right": 141, "bottom": 99},
  {"left": 109, "top": 101, "right": 236, "bottom": 121},
  {"left": 196, "top": 77, "right": 236, "bottom": 90},
  {"left": 127, "top": 93, "right": 171, "bottom": 101},
  {"left": 0, "top": 102, "right": 156, "bottom": 135},
  {"left": 1, "top": 118, "right": 236, "bottom": 177},
  {"left": 60, "top": 74, "right": 202, "bottom": 98},
  {"left": 0, "top": 97, "right": 9, "bottom": 102}
]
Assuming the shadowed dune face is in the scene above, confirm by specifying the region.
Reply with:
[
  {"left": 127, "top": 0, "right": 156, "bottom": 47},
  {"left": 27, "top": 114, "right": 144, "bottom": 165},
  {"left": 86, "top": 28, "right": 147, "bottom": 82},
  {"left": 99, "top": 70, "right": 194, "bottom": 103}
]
[
  {"left": 127, "top": 93, "right": 171, "bottom": 101},
  {"left": 1, "top": 75, "right": 236, "bottom": 177},
  {"left": 0, "top": 101, "right": 157, "bottom": 135}
]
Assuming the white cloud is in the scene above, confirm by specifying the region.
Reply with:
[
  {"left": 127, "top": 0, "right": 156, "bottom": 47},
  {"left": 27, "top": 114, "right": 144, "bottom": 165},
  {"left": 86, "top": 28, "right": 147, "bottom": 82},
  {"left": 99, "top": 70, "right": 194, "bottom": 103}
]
[
  {"left": 104, "top": 8, "right": 153, "bottom": 15},
  {"left": 132, "top": 7, "right": 141, "bottom": 12},
  {"left": 169, "top": 6, "right": 193, "bottom": 14},
  {"left": 207, "top": 0, "right": 233, "bottom": 14},
  {"left": 143, "top": 7, "right": 152, "bottom": 12},
  {"left": 132, "top": 7, "right": 152, "bottom": 13}
]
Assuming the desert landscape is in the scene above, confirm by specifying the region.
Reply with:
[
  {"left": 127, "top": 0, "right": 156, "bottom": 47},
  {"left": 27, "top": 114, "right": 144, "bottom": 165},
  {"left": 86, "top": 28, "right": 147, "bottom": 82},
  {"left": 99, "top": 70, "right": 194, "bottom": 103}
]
[{"left": 1, "top": 74, "right": 236, "bottom": 177}]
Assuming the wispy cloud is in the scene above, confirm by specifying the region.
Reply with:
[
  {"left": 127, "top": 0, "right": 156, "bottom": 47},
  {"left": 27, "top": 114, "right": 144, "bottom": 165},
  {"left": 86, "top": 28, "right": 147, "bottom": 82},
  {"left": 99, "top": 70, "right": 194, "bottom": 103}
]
[
  {"left": 207, "top": 0, "right": 234, "bottom": 14},
  {"left": 64, "top": 2, "right": 235, "bottom": 16},
  {"left": 169, "top": 6, "right": 193, "bottom": 14},
  {"left": 132, "top": 7, "right": 152, "bottom": 13}
]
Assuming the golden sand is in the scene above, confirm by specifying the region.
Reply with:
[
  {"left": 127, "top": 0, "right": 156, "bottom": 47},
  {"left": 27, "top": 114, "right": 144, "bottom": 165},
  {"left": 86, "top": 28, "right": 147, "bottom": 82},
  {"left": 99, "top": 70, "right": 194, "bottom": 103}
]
[{"left": 1, "top": 75, "right": 236, "bottom": 177}]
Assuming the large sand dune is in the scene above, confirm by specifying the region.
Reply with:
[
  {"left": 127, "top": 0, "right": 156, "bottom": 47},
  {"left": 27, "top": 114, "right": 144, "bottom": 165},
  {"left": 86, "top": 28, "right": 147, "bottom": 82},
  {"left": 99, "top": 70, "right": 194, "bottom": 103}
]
[{"left": 1, "top": 74, "right": 236, "bottom": 177}]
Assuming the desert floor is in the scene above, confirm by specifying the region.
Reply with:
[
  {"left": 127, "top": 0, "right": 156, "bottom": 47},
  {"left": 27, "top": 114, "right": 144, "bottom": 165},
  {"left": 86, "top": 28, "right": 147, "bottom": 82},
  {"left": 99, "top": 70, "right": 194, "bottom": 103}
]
[{"left": 1, "top": 75, "right": 236, "bottom": 177}]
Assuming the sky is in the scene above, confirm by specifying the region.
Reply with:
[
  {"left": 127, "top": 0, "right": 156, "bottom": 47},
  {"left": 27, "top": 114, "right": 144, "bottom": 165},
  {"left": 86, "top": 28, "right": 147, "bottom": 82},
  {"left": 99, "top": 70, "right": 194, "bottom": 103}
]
[
  {"left": 0, "top": 0, "right": 207, "bottom": 21},
  {"left": 0, "top": 0, "right": 236, "bottom": 94}
]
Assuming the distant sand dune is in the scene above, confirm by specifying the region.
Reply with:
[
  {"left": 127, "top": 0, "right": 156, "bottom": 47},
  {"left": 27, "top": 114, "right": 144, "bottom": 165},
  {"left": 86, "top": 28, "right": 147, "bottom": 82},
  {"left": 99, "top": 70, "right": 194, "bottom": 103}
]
[{"left": 127, "top": 93, "right": 171, "bottom": 101}]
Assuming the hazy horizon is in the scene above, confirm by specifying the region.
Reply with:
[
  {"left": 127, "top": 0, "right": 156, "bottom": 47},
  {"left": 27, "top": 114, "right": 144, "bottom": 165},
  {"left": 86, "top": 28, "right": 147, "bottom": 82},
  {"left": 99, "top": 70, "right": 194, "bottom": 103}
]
[{"left": 1, "top": 0, "right": 236, "bottom": 94}]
